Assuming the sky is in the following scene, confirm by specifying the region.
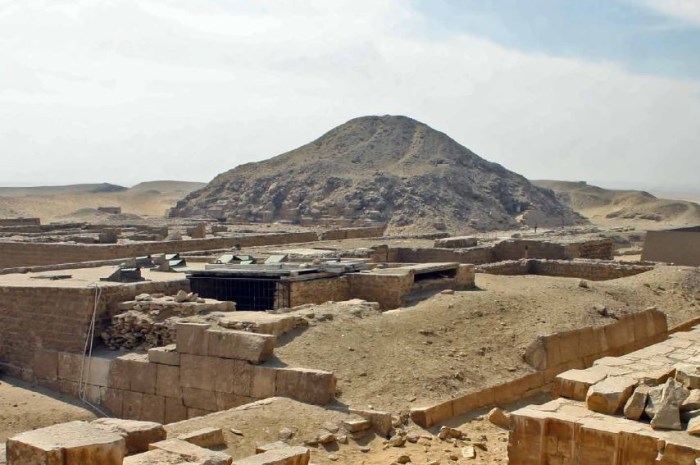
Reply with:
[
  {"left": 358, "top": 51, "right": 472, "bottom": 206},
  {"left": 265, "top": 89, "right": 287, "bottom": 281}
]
[{"left": 0, "top": 0, "right": 699, "bottom": 192}]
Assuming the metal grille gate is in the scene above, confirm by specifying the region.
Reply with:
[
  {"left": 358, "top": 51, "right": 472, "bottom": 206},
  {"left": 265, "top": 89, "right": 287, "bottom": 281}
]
[{"left": 188, "top": 276, "right": 290, "bottom": 311}]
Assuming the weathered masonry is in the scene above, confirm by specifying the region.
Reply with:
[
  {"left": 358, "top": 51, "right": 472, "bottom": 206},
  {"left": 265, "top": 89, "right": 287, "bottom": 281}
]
[{"left": 642, "top": 225, "right": 700, "bottom": 266}]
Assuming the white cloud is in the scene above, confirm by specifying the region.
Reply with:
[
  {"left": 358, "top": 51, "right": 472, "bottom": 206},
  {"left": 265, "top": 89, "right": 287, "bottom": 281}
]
[
  {"left": 0, "top": 0, "right": 698, "bottom": 191},
  {"left": 640, "top": 0, "right": 700, "bottom": 27}
]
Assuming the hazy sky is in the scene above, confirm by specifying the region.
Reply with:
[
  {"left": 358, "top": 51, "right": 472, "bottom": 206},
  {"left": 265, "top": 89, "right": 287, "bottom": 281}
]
[{"left": 1, "top": 0, "right": 699, "bottom": 191}]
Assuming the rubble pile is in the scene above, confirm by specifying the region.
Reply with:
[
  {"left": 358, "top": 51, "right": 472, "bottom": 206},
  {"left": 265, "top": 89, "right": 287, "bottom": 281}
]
[{"left": 101, "top": 291, "right": 235, "bottom": 350}]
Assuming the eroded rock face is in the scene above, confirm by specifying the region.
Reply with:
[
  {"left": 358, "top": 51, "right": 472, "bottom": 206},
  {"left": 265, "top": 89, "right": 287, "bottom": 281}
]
[{"left": 169, "top": 115, "right": 584, "bottom": 232}]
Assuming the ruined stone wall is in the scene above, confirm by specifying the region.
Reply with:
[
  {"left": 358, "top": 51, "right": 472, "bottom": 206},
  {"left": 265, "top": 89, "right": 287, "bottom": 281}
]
[
  {"left": 346, "top": 272, "right": 416, "bottom": 309},
  {"left": 32, "top": 323, "right": 336, "bottom": 424},
  {"left": 0, "top": 232, "right": 320, "bottom": 269},
  {"left": 392, "top": 247, "right": 495, "bottom": 265},
  {"left": 565, "top": 238, "right": 615, "bottom": 260},
  {"left": 288, "top": 277, "right": 351, "bottom": 307},
  {"left": 492, "top": 240, "right": 568, "bottom": 261},
  {"left": 0, "top": 280, "right": 187, "bottom": 380},
  {"left": 476, "top": 259, "right": 653, "bottom": 281},
  {"left": 410, "top": 308, "right": 668, "bottom": 427},
  {"left": 318, "top": 225, "right": 386, "bottom": 241},
  {"left": 642, "top": 230, "right": 700, "bottom": 266}
]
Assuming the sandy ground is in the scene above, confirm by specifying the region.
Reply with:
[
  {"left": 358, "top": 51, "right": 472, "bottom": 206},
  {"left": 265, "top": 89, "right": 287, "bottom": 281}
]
[
  {"left": 0, "top": 377, "right": 97, "bottom": 442},
  {"left": 275, "top": 267, "right": 700, "bottom": 413}
]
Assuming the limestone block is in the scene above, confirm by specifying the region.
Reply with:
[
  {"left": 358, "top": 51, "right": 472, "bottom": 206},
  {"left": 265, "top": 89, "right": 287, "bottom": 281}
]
[
  {"left": 688, "top": 416, "right": 700, "bottom": 436},
  {"left": 216, "top": 392, "right": 254, "bottom": 410},
  {"left": 348, "top": 409, "right": 393, "bottom": 437},
  {"left": 156, "top": 364, "right": 182, "bottom": 398},
  {"left": 216, "top": 358, "right": 252, "bottom": 396},
  {"left": 179, "top": 354, "right": 221, "bottom": 391},
  {"left": 682, "top": 389, "right": 700, "bottom": 412},
  {"left": 553, "top": 367, "right": 608, "bottom": 401},
  {"left": 206, "top": 328, "right": 276, "bottom": 363},
  {"left": 274, "top": 368, "right": 336, "bottom": 405},
  {"left": 623, "top": 385, "right": 649, "bottom": 421},
  {"left": 341, "top": 418, "right": 371, "bottom": 433},
  {"left": 487, "top": 407, "right": 512, "bottom": 430},
  {"left": 149, "top": 438, "right": 232, "bottom": 465},
  {"left": 165, "top": 397, "right": 188, "bottom": 424},
  {"left": 255, "top": 441, "right": 288, "bottom": 454},
  {"left": 183, "top": 387, "right": 219, "bottom": 411},
  {"left": 6, "top": 421, "right": 126, "bottom": 465},
  {"left": 177, "top": 427, "right": 225, "bottom": 448},
  {"left": 123, "top": 449, "right": 185, "bottom": 464},
  {"left": 103, "top": 389, "right": 124, "bottom": 417},
  {"left": 231, "top": 446, "right": 309, "bottom": 465},
  {"left": 129, "top": 355, "right": 158, "bottom": 394},
  {"left": 586, "top": 377, "right": 637, "bottom": 415},
  {"left": 648, "top": 378, "right": 690, "bottom": 430},
  {"left": 91, "top": 418, "right": 166, "bottom": 454},
  {"left": 251, "top": 366, "right": 277, "bottom": 399},
  {"left": 33, "top": 349, "right": 58, "bottom": 381},
  {"left": 57, "top": 352, "right": 83, "bottom": 383},
  {"left": 141, "top": 393, "right": 166, "bottom": 424},
  {"left": 675, "top": 363, "right": 700, "bottom": 389},
  {"left": 123, "top": 391, "right": 144, "bottom": 420},
  {"left": 176, "top": 323, "right": 211, "bottom": 356},
  {"left": 148, "top": 345, "right": 181, "bottom": 366},
  {"left": 187, "top": 408, "right": 213, "bottom": 420},
  {"left": 108, "top": 356, "right": 132, "bottom": 391}
]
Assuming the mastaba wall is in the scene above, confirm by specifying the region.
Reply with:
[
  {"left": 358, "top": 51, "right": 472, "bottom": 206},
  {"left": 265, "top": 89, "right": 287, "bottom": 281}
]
[
  {"left": 0, "top": 279, "right": 187, "bottom": 380},
  {"left": 642, "top": 227, "right": 700, "bottom": 266}
]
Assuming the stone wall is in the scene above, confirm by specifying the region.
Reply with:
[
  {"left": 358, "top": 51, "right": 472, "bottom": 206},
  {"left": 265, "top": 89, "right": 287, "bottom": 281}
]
[
  {"left": 476, "top": 259, "right": 654, "bottom": 281},
  {"left": 0, "top": 280, "right": 188, "bottom": 380},
  {"left": 390, "top": 247, "right": 495, "bottom": 265},
  {"left": 318, "top": 225, "right": 386, "bottom": 241},
  {"left": 0, "top": 218, "right": 40, "bottom": 226},
  {"left": 642, "top": 229, "right": 700, "bottom": 266},
  {"left": 33, "top": 323, "right": 336, "bottom": 424},
  {"left": 410, "top": 308, "right": 668, "bottom": 427},
  {"left": 288, "top": 277, "right": 351, "bottom": 307}
]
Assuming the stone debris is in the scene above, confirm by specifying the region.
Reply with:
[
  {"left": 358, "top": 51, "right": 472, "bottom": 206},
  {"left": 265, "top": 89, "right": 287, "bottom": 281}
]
[
  {"left": 676, "top": 364, "right": 700, "bottom": 389},
  {"left": 231, "top": 445, "right": 310, "bottom": 465},
  {"left": 487, "top": 407, "right": 511, "bottom": 430},
  {"left": 586, "top": 376, "right": 638, "bottom": 415},
  {"left": 623, "top": 385, "right": 650, "bottom": 421},
  {"left": 101, "top": 293, "right": 235, "bottom": 350},
  {"left": 149, "top": 438, "right": 232, "bottom": 465},
  {"left": 437, "top": 426, "right": 464, "bottom": 440},
  {"left": 648, "top": 378, "right": 690, "bottom": 430},
  {"left": 91, "top": 418, "right": 166, "bottom": 454}
]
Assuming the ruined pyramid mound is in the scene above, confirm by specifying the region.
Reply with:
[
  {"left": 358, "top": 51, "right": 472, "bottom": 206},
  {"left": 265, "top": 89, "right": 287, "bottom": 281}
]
[{"left": 170, "top": 115, "right": 584, "bottom": 232}]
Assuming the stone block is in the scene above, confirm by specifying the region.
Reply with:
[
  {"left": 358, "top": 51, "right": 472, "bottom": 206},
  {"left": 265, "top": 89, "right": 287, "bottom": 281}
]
[
  {"left": 255, "top": 441, "right": 288, "bottom": 454},
  {"left": 108, "top": 356, "right": 132, "bottom": 391},
  {"left": 586, "top": 376, "right": 637, "bottom": 415},
  {"left": 675, "top": 363, "right": 700, "bottom": 389},
  {"left": 141, "top": 393, "right": 166, "bottom": 424},
  {"left": 231, "top": 446, "right": 309, "bottom": 465},
  {"left": 57, "top": 352, "right": 83, "bottom": 383},
  {"left": 349, "top": 408, "right": 393, "bottom": 437},
  {"left": 83, "top": 355, "right": 114, "bottom": 387},
  {"left": 216, "top": 392, "right": 254, "bottom": 410},
  {"left": 156, "top": 364, "right": 182, "bottom": 398},
  {"left": 165, "top": 397, "right": 188, "bottom": 424},
  {"left": 206, "top": 328, "right": 276, "bottom": 363},
  {"left": 148, "top": 344, "right": 181, "bottom": 366},
  {"left": 187, "top": 408, "right": 213, "bottom": 420},
  {"left": 103, "top": 389, "right": 124, "bottom": 417},
  {"left": 123, "top": 449, "right": 183, "bottom": 465},
  {"left": 179, "top": 354, "right": 219, "bottom": 391},
  {"left": 149, "top": 439, "right": 232, "bottom": 465},
  {"left": 250, "top": 365, "right": 277, "bottom": 399},
  {"left": 91, "top": 418, "right": 166, "bottom": 454},
  {"left": 176, "top": 323, "right": 211, "bottom": 356},
  {"left": 183, "top": 387, "right": 219, "bottom": 411},
  {"left": 341, "top": 418, "right": 370, "bottom": 433},
  {"left": 274, "top": 367, "right": 336, "bottom": 405},
  {"left": 122, "top": 391, "right": 144, "bottom": 420},
  {"left": 623, "top": 385, "right": 649, "bottom": 421},
  {"left": 6, "top": 421, "right": 125, "bottom": 465},
  {"left": 177, "top": 427, "right": 225, "bottom": 448},
  {"left": 33, "top": 349, "right": 58, "bottom": 381},
  {"left": 128, "top": 355, "right": 158, "bottom": 394},
  {"left": 215, "top": 358, "right": 252, "bottom": 396},
  {"left": 553, "top": 367, "right": 608, "bottom": 401}
]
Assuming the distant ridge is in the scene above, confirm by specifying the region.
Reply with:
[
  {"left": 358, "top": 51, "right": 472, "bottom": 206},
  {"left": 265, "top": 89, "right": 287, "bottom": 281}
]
[
  {"left": 170, "top": 115, "right": 584, "bottom": 232},
  {"left": 0, "top": 183, "right": 126, "bottom": 198}
]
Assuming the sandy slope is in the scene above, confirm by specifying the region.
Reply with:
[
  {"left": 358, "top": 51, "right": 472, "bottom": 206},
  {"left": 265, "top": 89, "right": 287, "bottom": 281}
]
[
  {"left": 0, "top": 180, "right": 205, "bottom": 222},
  {"left": 534, "top": 180, "right": 700, "bottom": 229}
]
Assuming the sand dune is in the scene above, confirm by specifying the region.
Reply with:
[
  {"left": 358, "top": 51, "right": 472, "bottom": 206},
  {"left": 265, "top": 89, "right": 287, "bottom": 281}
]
[
  {"left": 0, "top": 180, "right": 205, "bottom": 222},
  {"left": 534, "top": 180, "right": 700, "bottom": 229}
]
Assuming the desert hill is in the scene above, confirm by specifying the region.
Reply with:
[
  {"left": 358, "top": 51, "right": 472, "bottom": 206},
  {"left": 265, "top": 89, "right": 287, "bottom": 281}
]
[
  {"left": 170, "top": 115, "right": 584, "bottom": 232},
  {"left": 0, "top": 180, "right": 205, "bottom": 222},
  {"left": 533, "top": 180, "right": 700, "bottom": 229}
]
